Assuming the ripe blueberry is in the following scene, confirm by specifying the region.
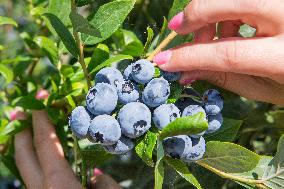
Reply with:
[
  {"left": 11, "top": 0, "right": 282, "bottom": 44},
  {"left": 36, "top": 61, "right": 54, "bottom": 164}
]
[
  {"left": 118, "top": 80, "right": 139, "bottom": 104},
  {"left": 153, "top": 104, "right": 181, "bottom": 130},
  {"left": 183, "top": 136, "right": 206, "bottom": 162},
  {"left": 69, "top": 106, "right": 91, "bottom": 139},
  {"left": 88, "top": 115, "right": 121, "bottom": 146},
  {"left": 206, "top": 113, "right": 223, "bottom": 134},
  {"left": 123, "top": 64, "right": 133, "bottom": 80},
  {"left": 160, "top": 70, "right": 181, "bottom": 82},
  {"left": 95, "top": 67, "right": 124, "bottom": 90},
  {"left": 86, "top": 83, "right": 118, "bottom": 115},
  {"left": 142, "top": 78, "right": 170, "bottom": 108},
  {"left": 203, "top": 89, "right": 223, "bottom": 115},
  {"left": 104, "top": 135, "right": 134, "bottom": 154},
  {"left": 118, "top": 102, "right": 151, "bottom": 138},
  {"left": 163, "top": 135, "right": 192, "bottom": 159},
  {"left": 131, "top": 59, "right": 155, "bottom": 84}
]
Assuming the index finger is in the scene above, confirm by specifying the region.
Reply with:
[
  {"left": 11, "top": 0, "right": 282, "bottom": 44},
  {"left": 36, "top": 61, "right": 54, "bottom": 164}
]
[
  {"left": 169, "top": 0, "right": 284, "bottom": 36},
  {"left": 32, "top": 110, "right": 82, "bottom": 189}
]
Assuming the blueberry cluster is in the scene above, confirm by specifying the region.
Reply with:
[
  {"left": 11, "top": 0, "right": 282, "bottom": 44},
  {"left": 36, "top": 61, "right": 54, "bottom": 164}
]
[{"left": 69, "top": 59, "right": 224, "bottom": 161}]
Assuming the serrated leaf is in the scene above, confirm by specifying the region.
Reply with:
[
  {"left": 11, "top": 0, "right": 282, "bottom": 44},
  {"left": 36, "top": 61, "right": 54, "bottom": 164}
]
[
  {"left": 135, "top": 131, "right": 157, "bottom": 167},
  {"left": 70, "top": 10, "right": 101, "bottom": 37},
  {"left": 34, "top": 36, "right": 58, "bottom": 65},
  {"left": 90, "top": 54, "right": 133, "bottom": 75},
  {"left": 159, "top": 113, "right": 208, "bottom": 140},
  {"left": 197, "top": 141, "right": 260, "bottom": 173},
  {"left": 43, "top": 13, "right": 79, "bottom": 58},
  {"left": 48, "top": 0, "right": 71, "bottom": 25},
  {"left": 82, "top": 0, "right": 135, "bottom": 45},
  {"left": 166, "top": 157, "right": 202, "bottom": 189},
  {"left": 143, "top": 27, "right": 154, "bottom": 55},
  {"left": 155, "top": 140, "right": 164, "bottom": 189},
  {"left": 0, "top": 16, "right": 18, "bottom": 27},
  {"left": 205, "top": 118, "right": 242, "bottom": 142},
  {"left": 0, "top": 64, "right": 14, "bottom": 85},
  {"left": 262, "top": 135, "right": 284, "bottom": 189},
  {"left": 88, "top": 44, "right": 109, "bottom": 73},
  {"left": 14, "top": 96, "right": 45, "bottom": 110}
]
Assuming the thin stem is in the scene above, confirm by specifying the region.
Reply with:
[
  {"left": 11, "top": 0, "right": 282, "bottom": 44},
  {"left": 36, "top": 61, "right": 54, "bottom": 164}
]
[
  {"left": 147, "top": 31, "right": 177, "bottom": 61},
  {"left": 196, "top": 162, "right": 265, "bottom": 186},
  {"left": 71, "top": 0, "right": 92, "bottom": 89}
]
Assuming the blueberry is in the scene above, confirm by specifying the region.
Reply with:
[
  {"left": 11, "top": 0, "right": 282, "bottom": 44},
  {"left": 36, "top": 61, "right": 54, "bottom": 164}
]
[
  {"left": 203, "top": 89, "right": 223, "bottom": 115},
  {"left": 86, "top": 83, "right": 118, "bottom": 115},
  {"left": 163, "top": 135, "right": 192, "bottom": 159},
  {"left": 182, "top": 105, "right": 206, "bottom": 138},
  {"left": 118, "top": 80, "right": 140, "bottom": 104},
  {"left": 95, "top": 67, "right": 124, "bottom": 90},
  {"left": 183, "top": 136, "right": 206, "bottom": 162},
  {"left": 69, "top": 106, "right": 91, "bottom": 139},
  {"left": 206, "top": 113, "right": 223, "bottom": 134},
  {"left": 123, "top": 64, "right": 133, "bottom": 80},
  {"left": 153, "top": 104, "right": 181, "bottom": 130},
  {"left": 142, "top": 78, "right": 170, "bottom": 108},
  {"left": 118, "top": 102, "right": 151, "bottom": 138},
  {"left": 131, "top": 59, "right": 155, "bottom": 84},
  {"left": 104, "top": 135, "right": 134, "bottom": 154},
  {"left": 88, "top": 115, "right": 121, "bottom": 145},
  {"left": 175, "top": 98, "right": 202, "bottom": 112},
  {"left": 161, "top": 70, "right": 181, "bottom": 82}
]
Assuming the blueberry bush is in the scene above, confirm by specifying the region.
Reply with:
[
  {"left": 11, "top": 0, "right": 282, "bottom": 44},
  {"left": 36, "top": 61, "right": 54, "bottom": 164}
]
[{"left": 0, "top": 0, "right": 284, "bottom": 189}]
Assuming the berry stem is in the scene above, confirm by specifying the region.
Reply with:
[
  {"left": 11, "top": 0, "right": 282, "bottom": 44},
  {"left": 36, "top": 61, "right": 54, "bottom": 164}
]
[
  {"left": 147, "top": 31, "right": 177, "bottom": 62},
  {"left": 71, "top": 0, "right": 92, "bottom": 89}
]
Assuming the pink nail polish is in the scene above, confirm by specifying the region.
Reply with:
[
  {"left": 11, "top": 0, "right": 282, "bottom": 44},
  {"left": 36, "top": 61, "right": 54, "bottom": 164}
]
[
  {"left": 168, "top": 12, "right": 184, "bottom": 30},
  {"left": 153, "top": 50, "right": 172, "bottom": 66}
]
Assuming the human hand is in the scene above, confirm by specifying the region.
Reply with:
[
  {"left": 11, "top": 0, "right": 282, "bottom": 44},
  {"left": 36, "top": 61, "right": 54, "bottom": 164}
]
[
  {"left": 153, "top": 0, "right": 284, "bottom": 105},
  {"left": 14, "top": 110, "right": 121, "bottom": 189}
]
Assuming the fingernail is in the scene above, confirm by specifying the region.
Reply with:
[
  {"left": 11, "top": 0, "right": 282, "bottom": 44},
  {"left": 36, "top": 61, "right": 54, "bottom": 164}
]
[
  {"left": 169, "top": 12, "right": 184, "bottom": 30},
  {"left": 153, "top": 50, "right": 172, "bottom": 66}
]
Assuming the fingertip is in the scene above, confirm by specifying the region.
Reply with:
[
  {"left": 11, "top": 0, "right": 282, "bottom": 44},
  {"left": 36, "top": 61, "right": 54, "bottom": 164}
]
[
  {"left": 153, "top": 50, "right": 172, "bottom": 66},
  {"left": 168, "top": 12, "right": 184, "bottom": 31}
]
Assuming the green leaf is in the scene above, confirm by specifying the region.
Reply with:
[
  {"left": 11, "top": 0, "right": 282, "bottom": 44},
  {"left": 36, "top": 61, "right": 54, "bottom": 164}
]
[
  {"left": 159, "top": 113, "right": 208, "bottom": 140},
  {"left": 0, "top": 64, "right": 14, "bottom": 85},
  {"left": 119, "top": 29, "right": 144, "bottom": 57},
  {"left": 157, "top": 17, "right": 168, "bottom": 45},
  {"left": 70, "top": 10, "right": 101, "bottom": 37},
  {"left": 197, "top": 141, "right": 260, "bottom": 173},
  {"left": 80, "top": 142, "right": 113, "bottom": 167},
  {"left": 168, "top": 0, "right": 190, "bottom": 20},
  {"left": 48, "top": 0, "right": 71, "bottom": 25},
  {"left": 143, "top": 27, "right": 154, "bottom": 55},
  {"left": 14, "top": 96, "right": 45, "bottom": 110},
  {"left": 205, "top": 118, "right": 243, "bottom": 142},
  {"left": 233, "top": 156, "right": 273, "bottom": 180},
  {"left": 82, "top": 0, "right": 136, "bottom": 45},
  {"left": 0, "top": 16, "right": 18, "bottom": 27},
  {"left": 155, "top": 140, "right": 165, "bottom": 189},
  {"left": 1, "top": 155, "right": 22, "bottom": 182},
  {"left": 169, "top": 82, "right": 184, "bottom": 100},
  {"left": 135, "top": 131, "right": 158, "bottom": 167},
  {"left": 166, "top": 157, "right": 202, "bottom": 189},
  {"left": 90, "top": 54, "right": 133, "bottom": 75},
  {"left": 88, "top": 44, "right": 109, "bottom": 73},
  {"left": 239, "top": 24, "right": 256, "bottom": 38},
  {"left": 33, "top": 36, "right": 59, "bottom": 65},
  {"left": 262, "top": 135, "right": 284, "bottom": 189},
  {"left": 0, "top": 121, "right": 29, "bottom": 136},
  {"left": 43, "top": 13, "right": 79, "bottom": 58}
]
